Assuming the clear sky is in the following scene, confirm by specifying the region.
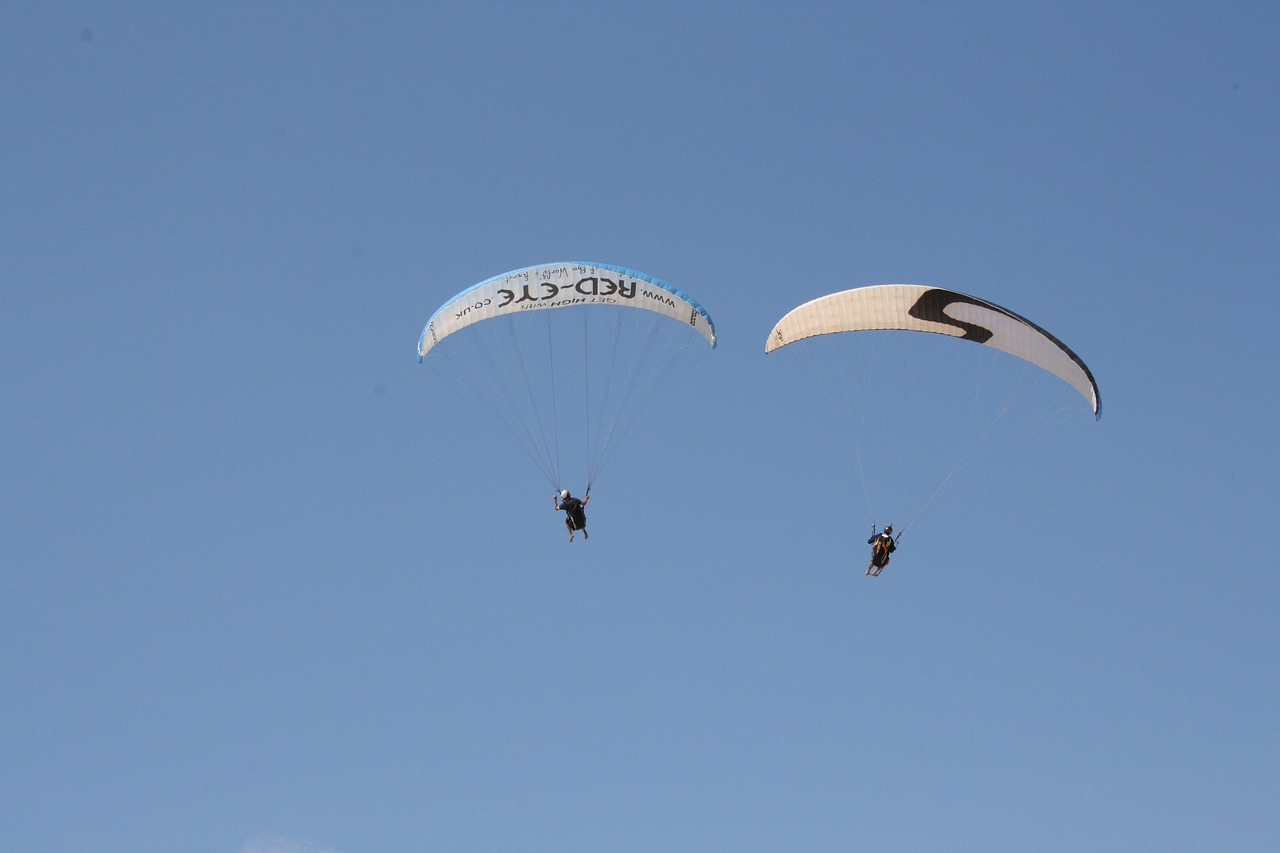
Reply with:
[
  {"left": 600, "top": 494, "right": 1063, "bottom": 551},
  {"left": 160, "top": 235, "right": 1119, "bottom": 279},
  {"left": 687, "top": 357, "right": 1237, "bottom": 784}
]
[{"left": 4, "top": 2, "right": 1277, "bottom": 851}]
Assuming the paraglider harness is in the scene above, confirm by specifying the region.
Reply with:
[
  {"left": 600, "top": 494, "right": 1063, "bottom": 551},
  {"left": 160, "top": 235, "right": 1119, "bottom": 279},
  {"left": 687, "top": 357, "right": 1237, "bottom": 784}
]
[
  {"left": 558, "top": 486, "right": 590, "bottom": 531},
  {"left": 868, "top": 524, "right": 900, "bottom": 569}
]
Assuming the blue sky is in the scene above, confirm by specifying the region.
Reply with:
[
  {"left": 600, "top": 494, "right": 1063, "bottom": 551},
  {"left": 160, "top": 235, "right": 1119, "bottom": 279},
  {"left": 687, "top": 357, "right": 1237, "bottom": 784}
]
[{"left": 3, "top": 2, "right": 1277, "bottom": 851}]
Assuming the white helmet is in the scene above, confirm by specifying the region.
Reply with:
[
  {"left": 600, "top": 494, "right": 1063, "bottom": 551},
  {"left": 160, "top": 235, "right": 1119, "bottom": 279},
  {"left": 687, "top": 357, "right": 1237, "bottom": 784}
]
[{"left": 560, "top": 490, "right": 570, "bottom": 499}]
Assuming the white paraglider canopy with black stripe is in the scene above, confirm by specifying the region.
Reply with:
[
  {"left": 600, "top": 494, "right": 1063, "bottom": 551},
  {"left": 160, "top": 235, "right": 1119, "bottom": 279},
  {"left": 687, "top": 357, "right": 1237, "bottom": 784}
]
[{"left": 766, "top": 284, "right": 1099, "bottom": 541}]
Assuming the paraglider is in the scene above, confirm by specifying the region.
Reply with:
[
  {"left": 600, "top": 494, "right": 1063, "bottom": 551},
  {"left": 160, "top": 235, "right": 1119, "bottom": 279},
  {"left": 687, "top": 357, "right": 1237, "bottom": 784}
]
[
  {"left": 419, "top": 262, "right": 716, "bottom": 539},
  {"left": 554, "top": 488, "right": 590, "bottom": 542},
  {"left": 420, "top": 262, "right": 716, "bottom": 358},
  {"left": 866, "top": 524, "right": 897, "bottom": 576},
  {"left": 767, "top": 284, "right": 1099, "bottom": 571},
  {"left": 766, "top": 285, "right": 1099, "bottom": 417}
]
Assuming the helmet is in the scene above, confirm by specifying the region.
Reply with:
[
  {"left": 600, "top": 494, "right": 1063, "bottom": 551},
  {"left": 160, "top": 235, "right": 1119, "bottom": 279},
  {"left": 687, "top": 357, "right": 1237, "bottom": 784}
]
[
  {"left": 560, "top": 490, "right": 570, "bottom": 499},
  {"left": 884, "top": 524, "right": 893, "bottom": 535}
]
